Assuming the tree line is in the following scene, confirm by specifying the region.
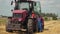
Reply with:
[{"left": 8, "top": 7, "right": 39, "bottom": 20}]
[{"left": 41, "top": 13, "right": 58, "bottom": 20}]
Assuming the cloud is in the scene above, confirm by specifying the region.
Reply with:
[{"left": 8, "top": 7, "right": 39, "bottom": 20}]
[
  {"left": 39, "top": 0, "right": 60, "bottom": 17},
  {"left": 40, "top": 0, "right": 55, "bottom": 6}
]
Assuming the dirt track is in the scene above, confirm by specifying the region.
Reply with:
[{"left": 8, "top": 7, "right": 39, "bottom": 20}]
[{"left": 0, "top": 20, "right": 60, "bottom": 34}]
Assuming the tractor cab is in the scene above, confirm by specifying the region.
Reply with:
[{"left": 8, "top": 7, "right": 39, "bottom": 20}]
[
  {"left": 11, "top": 1, "right": 36, "bottom": 21},
  {"left": 12, "top": 1, "right": 36, "bottom": 22},
  {"left": 14, "top": 1, "right": 36, "bottom": 15}
]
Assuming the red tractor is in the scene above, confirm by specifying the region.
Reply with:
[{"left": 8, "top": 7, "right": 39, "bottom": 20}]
[{"left": 6, "top": 0, "right": 44, "bottom": 34}]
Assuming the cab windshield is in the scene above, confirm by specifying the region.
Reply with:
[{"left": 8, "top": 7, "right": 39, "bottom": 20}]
[
  {"left": 14, "top": 2, "right": 30, "bottom": 11},
  {"left": 18, "top": 2, "right": 29, "bottom": 11}
]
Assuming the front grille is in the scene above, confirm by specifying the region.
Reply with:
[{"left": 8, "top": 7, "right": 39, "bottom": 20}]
[
  {"left": 12, "top": 21, "right": 21, "bottom": 24},
  {"left": 14, "top": 21, "right": 18, "bottom": 24},
  {"left": 7, "top": 20, "right": 21, "bottom": 30}
]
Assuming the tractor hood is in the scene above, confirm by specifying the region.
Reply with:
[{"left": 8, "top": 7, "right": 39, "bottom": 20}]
[{"left": 13, "top": 10, "right": 27, "bottom": 13}]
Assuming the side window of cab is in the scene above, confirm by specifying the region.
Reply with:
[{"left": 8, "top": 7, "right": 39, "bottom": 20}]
[{"left": 34, "top": 1, "right": 41, "bottom": 15}]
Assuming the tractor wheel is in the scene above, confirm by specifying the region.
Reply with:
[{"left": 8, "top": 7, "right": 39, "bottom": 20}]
[
  {"left": 6, "top": 21, "right": 13, "bottom": 33},
  {"left": 27, "top": 19, "right": 33, "bottom": 34},
  {"left": 6, "top": 29, "right": 13, "bottom": 33}
]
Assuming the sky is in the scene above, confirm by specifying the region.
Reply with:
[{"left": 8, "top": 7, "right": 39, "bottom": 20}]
[{"left": 0, "top": 0, "right": 60, "bottom": 17}]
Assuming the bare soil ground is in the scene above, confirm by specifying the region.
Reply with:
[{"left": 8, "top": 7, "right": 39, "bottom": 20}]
[{"left": 0, "top": 18, "right": 60, "bottom": 34}]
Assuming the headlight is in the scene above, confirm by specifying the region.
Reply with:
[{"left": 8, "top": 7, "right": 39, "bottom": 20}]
[{"left": 19, "top": 19, "right": 21, "bottom": 21}]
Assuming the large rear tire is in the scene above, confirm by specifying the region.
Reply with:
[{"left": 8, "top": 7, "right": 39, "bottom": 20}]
[{"left": 27, "top": 19, "right": 33, "bottom": 34}]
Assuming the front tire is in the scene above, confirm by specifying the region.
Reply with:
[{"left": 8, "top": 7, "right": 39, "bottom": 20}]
[
  {"left": 27, "top": 19, "right": 33, "bottom": 34},
  {"left": 6, "top": 21, "right": 13, "bottom": 33},
  {"left": 6, "top": 29, "right": 13, "bottom": 32}
]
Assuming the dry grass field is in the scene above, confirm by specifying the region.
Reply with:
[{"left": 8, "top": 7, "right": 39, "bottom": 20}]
[{"left": 0, "top": 18, "right": 60, "bottom": 34}]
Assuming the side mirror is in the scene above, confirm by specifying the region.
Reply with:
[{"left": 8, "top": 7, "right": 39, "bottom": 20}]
[
  {"left": 11, "top": 1, "right": 13, "bottom": 5},
  {"left": 11, "top": 9, "right": 13, "bottom": 12}
]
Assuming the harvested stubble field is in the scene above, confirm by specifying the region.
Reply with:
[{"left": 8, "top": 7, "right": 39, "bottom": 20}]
[{"left": 0, "top": 18, "right": 60, "bottom": 34}]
